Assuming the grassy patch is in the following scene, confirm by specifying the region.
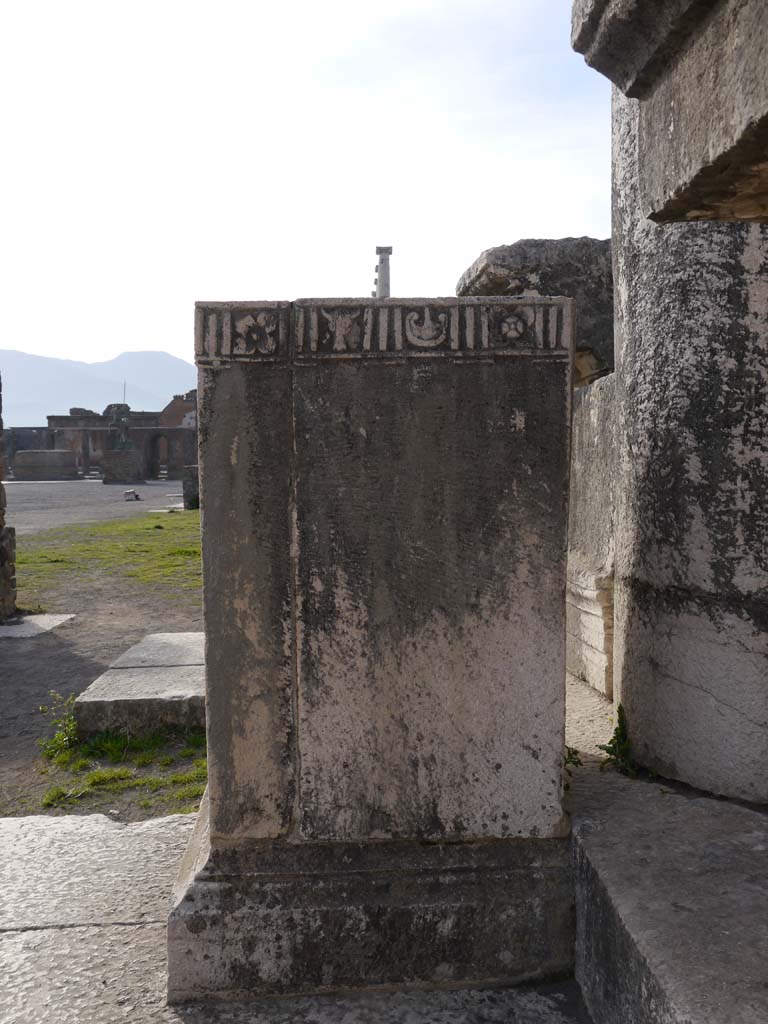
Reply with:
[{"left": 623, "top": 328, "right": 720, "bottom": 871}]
[
  {"left": 37, "top": 704, "right": 208, "bottom": 816},
  {"left": 16, "top": 512, "right": 201, "bottom": 603}
]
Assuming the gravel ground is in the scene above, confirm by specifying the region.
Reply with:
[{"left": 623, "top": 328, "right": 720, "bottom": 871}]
[{"left": 4, "top": 479, "right": 183, "bottom": 535}]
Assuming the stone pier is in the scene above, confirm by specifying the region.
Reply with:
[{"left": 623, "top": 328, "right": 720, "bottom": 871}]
[
  {"left": 168, "top": 296, "right": 575, "bottom": 1000},
  {"left": 611, "top": 92, "right": 768, "bottom": 803}
]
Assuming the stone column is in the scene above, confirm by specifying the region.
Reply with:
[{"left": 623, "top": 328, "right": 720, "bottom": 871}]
[
  {"left": 375, "top": 246, "right": 392, "bottom": 298},
  {"left": 0, "top": 373, "right": 16, "bottom": 621},
  {"left": 612, "top": 90, "right": 768, "bottom": 802},
  {"left": 168, "top": 296, "right": 574, "bottom": 1001}
]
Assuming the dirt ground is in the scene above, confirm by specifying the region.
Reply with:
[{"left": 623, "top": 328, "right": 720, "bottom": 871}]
[{"left": 0, "top": 518, "right": 202, "bottom": 820}]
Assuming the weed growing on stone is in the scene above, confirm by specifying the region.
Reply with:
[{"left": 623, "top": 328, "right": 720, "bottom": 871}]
[
  {"left": 563, "top": 745, "right": 583, "bottom": 791},
  {"left": 38, "top": 692, "right": 77, "bottom": 762},
  {"left": 597, "top": 703, "right": 637, "bottom": 777}
]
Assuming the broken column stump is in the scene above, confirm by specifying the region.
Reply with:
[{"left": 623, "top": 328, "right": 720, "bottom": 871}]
[{"left": 167, "top": 296, "right": 575, "bottom": 1001}]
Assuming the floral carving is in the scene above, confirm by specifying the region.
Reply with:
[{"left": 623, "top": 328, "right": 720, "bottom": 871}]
[{"left": 233, "top": 312, "right": 278, "bottom": 355}]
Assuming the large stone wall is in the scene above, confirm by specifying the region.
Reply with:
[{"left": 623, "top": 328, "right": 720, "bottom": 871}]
[
  {"left": 168, "top": 296, "right": 575, "bottom": 1000},
  {"left": 567, "top": 375, "right": 616, "bottom": 697},
  {"left": 0, "top": 374, "right": 16, "bottom": 621},
  {"left": 612, "top": 90, "right": 768, "bottom": 803}
]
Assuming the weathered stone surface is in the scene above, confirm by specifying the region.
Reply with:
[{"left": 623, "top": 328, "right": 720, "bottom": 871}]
[
  {"left": 2, "top": 928, "right": 591, "bottom": 1024},
  {"left": 111, "top": 631, "right": 204, "bottom": 668},
  {"left": 0, "top": 613, "right": 74, "bottom": 638},
  {"left": 566, "top": 376, "right": 616, "bottom": 697},
  {"left": 612, "top": 91, "right": 768, "bottom": 802},
  {"left": 573, "top": 0, "right": 768, "bottom": 222},
  {"left": 182, "top": 463, "right": 199, "bottom": 509},
  {"left": 569, "top": 767, "right": 768, "bottom": 1024},
  {"left": 172, "top": 296, "right": 575, "bottom": 999},
  {"left": 564, "top": 674, "right": 614, "bottom": 760},
  {"left": 0, "top": 811, "right": 590, "bottom": 1023},
  {"left": 12, "top": 448, "right": 79, "bottom": 481},
  {"left": 170, "top": 795, "right": 574, "bottom": 1001},
  {"left": 75, "top": 665, "right": 205, "bottom": 733},
  {"left": 0, "top": 814, "right": 195, "bottom": 930},
  {"left": 102, "top": 447, "right": 145, "bottom": 484},
  {"left": 456, "top": 238, "right": 613, "bottom": 378}
]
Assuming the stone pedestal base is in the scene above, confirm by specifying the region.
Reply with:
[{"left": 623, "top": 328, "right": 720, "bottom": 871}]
[
  {"left": 102, "top": 449, "right": 144, "bottom": 484},
  {"left": 167, "top": 797, "right": 573, "bottom": 1003}
]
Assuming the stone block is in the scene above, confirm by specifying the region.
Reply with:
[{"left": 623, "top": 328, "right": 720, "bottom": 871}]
[
  {"left": 611, "top": 91, "right": 768, "bottom": 802},
  {"left": 12, "top": 449, "right": 79, "bottom": 481},
  {"left": 457, "top": 237, "right": 613, "bottom": 379},
  {"left": 168, "top": 295, "right": 575, "bottom": 1000},
  {"left": 75, "top": 665, "right": 205, "bottom": 734},
  {"left": 101, "top": 448, "right": 144, "bottom": 484},
  {"left": 573, "top": 0, "right": 768, "bottom": 221},
  {"left": 182, "top": 463, "right": 199, "bottom": 509},
  {"left": 570, "top": 767, "right": 768, "bottom": 1024},
  {"left": 110, "top": 631, "right": 204, "bottom": 669}
]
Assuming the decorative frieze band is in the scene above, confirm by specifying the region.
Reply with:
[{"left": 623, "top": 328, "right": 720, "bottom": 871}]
[{"left": 195, "top": 298, "right": 573, "bottom": 365}]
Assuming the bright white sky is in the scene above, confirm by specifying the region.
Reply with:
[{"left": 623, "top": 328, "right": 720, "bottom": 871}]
[{"left": 1, "top": 0, "right": 610, "bottom": 365}]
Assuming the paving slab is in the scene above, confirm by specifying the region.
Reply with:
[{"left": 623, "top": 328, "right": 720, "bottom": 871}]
[
  {"left": 111, "top": 632, "right": 204, "bottom": 668},
  {"left": 568, "top": 767, "right": 768, "bottom": 1024},
  {"left": 0, "top": 614, "right": 74, "bottom": 638},
  {"left": 564, "top": 675, "right": 614, "bottom": 759},
  {"left": 0, "top": 811, "right": 592, "bottom": 1024},
  {"left": 74, "top": 665, "right": 205, "bottom": 733},
  {"left": 0, "top": 814, "right": 195, "bottom": 930}
]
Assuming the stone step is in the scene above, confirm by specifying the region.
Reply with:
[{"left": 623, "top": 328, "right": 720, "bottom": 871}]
[
  {"left": 566, "top": 679, "right": 768, "bottom": 1024},
  {"left": 74, "top": 632, "right": 205, "bottom": 734}
]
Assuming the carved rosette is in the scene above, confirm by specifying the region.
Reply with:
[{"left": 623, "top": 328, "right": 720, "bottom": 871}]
[
  {"left": 195, "top": 303, "right": 291, "bottom": 363},
  {"left": 195, "top": 298, "right": 573, "bottom": 365}
]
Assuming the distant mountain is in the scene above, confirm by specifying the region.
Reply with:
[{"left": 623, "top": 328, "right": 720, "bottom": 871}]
[{"left": 0, "top": 350, "right": 197, "bottom": 427}]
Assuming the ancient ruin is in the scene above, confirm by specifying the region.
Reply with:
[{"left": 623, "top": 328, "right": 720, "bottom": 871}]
[
  {"left": 12, "top": 449, "right": 79, "bottom": 481},
  {"left": 569, "top": 1, "right": 768, "bottom": 804},
  {"left": 0, "top": 374, "right": 16, "bottom": 621},
  {"left": 168, "top": 295, "right": 575, "bottom": 999},
  {"left": 3, "top": 391, "right": 197, "bottom": 481}
]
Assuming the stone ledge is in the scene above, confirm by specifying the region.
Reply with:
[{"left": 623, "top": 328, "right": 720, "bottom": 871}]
[{"left": 568, "top": 767, "right": 768, "bottom": 1024}]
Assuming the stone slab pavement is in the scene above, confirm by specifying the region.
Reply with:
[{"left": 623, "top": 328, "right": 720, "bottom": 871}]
[
  {"left": 0, "top": 614, "right": 74, "bottom": 638},
  {"left": 0, "top": 813, "right": 592, "bottom": 1024},
  {"left": 112, "top": 632, "right": 204, "bottom": 668},
  {"left": 3, "top": 479, "right": 183, "bottom": 536}
]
